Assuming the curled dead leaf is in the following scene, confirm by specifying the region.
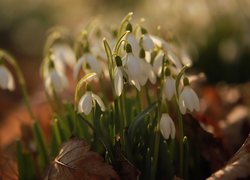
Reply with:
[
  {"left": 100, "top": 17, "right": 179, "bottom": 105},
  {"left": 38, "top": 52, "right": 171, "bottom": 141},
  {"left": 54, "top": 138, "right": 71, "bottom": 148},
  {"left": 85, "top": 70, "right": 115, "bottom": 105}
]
[
  {"left": 44, "top": 138, "right": 120, "bottom": 180},
  {"left": 207, "top": 133, "right": 250, "bottom": 180}
]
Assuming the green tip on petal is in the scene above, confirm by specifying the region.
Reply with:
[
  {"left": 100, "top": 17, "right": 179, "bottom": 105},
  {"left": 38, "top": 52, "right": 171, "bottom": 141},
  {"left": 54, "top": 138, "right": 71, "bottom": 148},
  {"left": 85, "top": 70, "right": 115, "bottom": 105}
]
[
  {"left": 139, "top": 48, "right": 145, "bottom": 58},
  {"left": 141, "top": 27, "right": 148, "bottom": 34},
  {"left": 126, "top": 23, "right": 133, "bottom": 32},
  {"left": 165, "top": 68, "right": 171, "bottom": 77},
  {"left": 115, "top": 56, "right": 122, "bottom": 67},
  {"left": 126, "top": 44, "right": 132, "bottom": 53},
  {"left": 183, "top": 77, "right": 190, "bottom": 86}
]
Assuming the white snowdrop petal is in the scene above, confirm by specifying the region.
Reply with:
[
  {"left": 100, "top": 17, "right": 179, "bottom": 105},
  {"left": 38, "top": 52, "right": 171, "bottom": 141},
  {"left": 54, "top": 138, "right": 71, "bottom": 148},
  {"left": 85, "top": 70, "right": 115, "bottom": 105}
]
[
  {"left": 142, "top": 34, "right": 154, "bottom": 51},
  {"left": 149, "top": 35, "right": 163, "bottom": 47},
  {"left": 73, "top": 56, "right": 85, "bottom": 80},
  {"left": 92, "top": 93, "right": 106, "bottom": 111},
  {"left": 127, "top": 33, "right": 140, "bottom": 56},
  {"left": 78, "top": 92, "right": 93, "bottom": 115},
  {"left": 153, "top": 51, "right": 164, "bottom": 77},
  {"left": 7, "top": 73, "right": 15, "bottom": 91},
  {"left": 53, "top": 44, "right": 76, "bottom": 68},
  {"left": 160, "top": 113, "right": 171, "bottom": 139},
  {"left": 86, "top": 54, "right": 102, "bottom": 75},
  {"left": 181, "top": 51, "right": 192, "bottom": 67},
  {"left": 164, "top": 77, "right": 175, "bottom": 101},
  {"left": 0, "top": 66, "right": 15, "bottom": 91},
  {"left": 54, "top": 57, "right": 66, "bottom": 73},
  {"left": 139, "top": 73, "right": 147, "bottom": 86},
  {"left": 179, "top": 94, "right": 187, "bottom": 114},
  {"left": 129, "top": 77, "right": 141, "bottom": 91},
  {"left": 183, "top": 87, "right": 195, "bottom": 111},
  {"left": 167, "top": 50, "right": 182, "bottom": 69},
  {"left": 51, "top": 70, "right": 68, "bottom": 93},
  {"left": 190, "top": 88, "right": 200, "bottom": 112},
  {"left": 170, "top": 118, "right": 176, "bottom": 139},
  {"left": 114, "top": 67, "right": 123, "bottom": 96},
  {"left": 127, "top": 53, "right": 141, "bottom": 78}
]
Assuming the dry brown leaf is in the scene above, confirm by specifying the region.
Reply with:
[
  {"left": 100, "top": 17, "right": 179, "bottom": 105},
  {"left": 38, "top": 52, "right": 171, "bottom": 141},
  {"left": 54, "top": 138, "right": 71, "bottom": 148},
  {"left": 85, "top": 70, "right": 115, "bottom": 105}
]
[
  {"left": 44, "top": 138, "right": 120, "bottom": 180},
  {"left": 114, "top": 137, "right": 140, "bottom": 180},
  {"left": 0, "top": 154, "right": 18, "bottom": 180},
  {"left": 207, "top": 133, "right": 250, "bottom": 180}
]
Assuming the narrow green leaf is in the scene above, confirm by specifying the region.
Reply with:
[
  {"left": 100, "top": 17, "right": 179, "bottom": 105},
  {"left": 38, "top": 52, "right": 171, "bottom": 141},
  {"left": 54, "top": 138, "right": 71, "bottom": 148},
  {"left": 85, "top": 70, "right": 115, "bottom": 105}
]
[
  {"left": 16, "top": 140, "right": 25, "bottom": 180},
  {"left": 50, "top": 118, "right": 61, "bottom": 157},
  {"left": 114, "top": 31, "right": 129, "bottom": 55},
  {"left": 117, "top": 12, "right": 133, "bottom": 39},
  {"left": 183, "top": 136, "right": 189, "bottom": 180},
  {"left": 33, "top": 121, "right": 49, "bottom": 171},
  {"left": 128, "top": 101, "right": 157, "bottom": 141}
]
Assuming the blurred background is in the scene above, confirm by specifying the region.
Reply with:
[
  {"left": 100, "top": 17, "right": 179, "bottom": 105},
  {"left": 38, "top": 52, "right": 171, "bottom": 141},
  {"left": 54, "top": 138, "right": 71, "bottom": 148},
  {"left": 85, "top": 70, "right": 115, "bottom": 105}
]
[
  {"left": 0, "top": 0, "right": 250, "bottom": 145},
  {"left": 0, "top": 2, "right": 250, "bottom": 177}
]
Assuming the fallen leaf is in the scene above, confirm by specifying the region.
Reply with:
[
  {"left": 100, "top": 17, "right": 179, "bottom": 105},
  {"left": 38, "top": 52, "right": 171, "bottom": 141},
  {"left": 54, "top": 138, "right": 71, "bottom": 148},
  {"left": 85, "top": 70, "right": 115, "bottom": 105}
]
[
  {"left": 0, "top": 153, "right": 18, "bottom": 180},
  {"left": 44, "top": 137, "right": 120, "bottom": 180},
  {"left": 207, "top": 133, "right": 250, "bottom": 180},
  {"left": 114, "top": 136, "right": 141, "bottom": 180}
]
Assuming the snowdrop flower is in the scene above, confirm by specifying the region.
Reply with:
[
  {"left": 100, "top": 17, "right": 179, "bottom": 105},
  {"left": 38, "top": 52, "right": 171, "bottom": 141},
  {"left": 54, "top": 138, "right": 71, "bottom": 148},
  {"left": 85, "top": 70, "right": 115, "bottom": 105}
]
[
  {"left": 126, "top": 23, "right": 140, "bottom": 57},
  {"left": 179, "top": 77, "right": 200, "bottom": 114},
  {"left": 153, "top": 51, "right": 165, "bottom": 77},
  {"left": 78, "top": 90, "right": 105, "bottom": 115},
  {"left": 160, "top": 113, "right": 175, "bottom": 139},
  {"left": 114, "top": 56, "right": 124, "bottom": 96},
  {"left": 53, "top": 43, "right": 76, "bottom": 68},
  {"left": 45, "top": 63, "right": 68, "bottom": 94},
  {"left": 181, "top": 50, "right": 193, "bottom": 67},
  {"left": 0, "top": 65, "right": 15, "bottom": 91},
  {"left": 163, "top": 68, "right": 175, "bottom": 101},
  {"left": 138, "top": 49, "right": 156, "bottom": 85},
  {"left": 141, "top": 28, "right": 154, "bottom": 51},
  {"left": 125, "top": 44, "right": 141, "bottom": 91},
  {"left": 73, "top": 53, "right": 102, "bottom": 80}
]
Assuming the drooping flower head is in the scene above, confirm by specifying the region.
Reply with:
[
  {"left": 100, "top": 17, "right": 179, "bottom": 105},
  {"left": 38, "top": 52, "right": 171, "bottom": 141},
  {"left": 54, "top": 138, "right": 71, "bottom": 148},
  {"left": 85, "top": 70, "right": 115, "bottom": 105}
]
[
  {"left": 78, "top": 84, "right": 105, "bottom": 115},
  {"left": 126, "top": 23, "right": 140, "bottom": 57},
  {"left": 160, "top": 113, "right": 176, "bottom": 139},
  {"left": 44, "top": 59, "right": 68, "bottom": 95},
  {"left": 140, "top": 27, "right": 154, "bottom": 51},
  {"left": 178, "top": 77, "right": 200, "bottom": 114},
  {"left": 138, "top": 48, "right": 156, "bottom": 85},
  {"left": 114, "top": 56, "right": 124, "bottom": 97},
  {"left": 125, "top": 43, "right": 141, "bottom": 91},
  {"left": 0, "top": 62, "right": 15, "bottom": 91},
  {"left": 163, "top": 67, "right": 176, "bottom": 101}
]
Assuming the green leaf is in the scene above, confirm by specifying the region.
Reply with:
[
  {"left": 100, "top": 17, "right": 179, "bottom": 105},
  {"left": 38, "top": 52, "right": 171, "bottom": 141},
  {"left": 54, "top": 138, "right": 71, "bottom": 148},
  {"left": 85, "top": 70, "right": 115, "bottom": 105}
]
[
  {"left": 33, "top": 121, "right": 49, "bottom": 171},
  {"left": 114, "top": 31, "right": 129, "bottom": 55},
  {"left": 50, "top": 118, "right": 62, "bottom": 157},
  {"left": 16, "top": 140, "right": 36, "bottom": 179},
  {"left": 128, "top": 101, "right": 158, "bottom": 142},
  {"left": 117, "top": 12, "right": 133, "bottom": 39},
  {"left": 16, "top": 140, "right": 25, "bottom": 180}
]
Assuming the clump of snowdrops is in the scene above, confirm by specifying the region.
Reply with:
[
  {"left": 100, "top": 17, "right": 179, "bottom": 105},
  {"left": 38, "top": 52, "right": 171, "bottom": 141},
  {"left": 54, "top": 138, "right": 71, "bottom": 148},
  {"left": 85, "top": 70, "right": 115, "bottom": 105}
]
[{"left": 0, "top": 12, "right": 200, "bottom": 179}]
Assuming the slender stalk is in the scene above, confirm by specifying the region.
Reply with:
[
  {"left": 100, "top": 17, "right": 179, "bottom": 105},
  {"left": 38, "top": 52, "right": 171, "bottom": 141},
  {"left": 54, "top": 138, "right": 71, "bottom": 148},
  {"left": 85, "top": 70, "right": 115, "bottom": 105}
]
[
  {"left": 176, "top": 98, "right": 184, "bottom": 178},
  {"left": 150, "top": 103, "right": 161, "bottom": 180},
  {"left": 0, "top": 50, "right": 35, "bottom": 120}
]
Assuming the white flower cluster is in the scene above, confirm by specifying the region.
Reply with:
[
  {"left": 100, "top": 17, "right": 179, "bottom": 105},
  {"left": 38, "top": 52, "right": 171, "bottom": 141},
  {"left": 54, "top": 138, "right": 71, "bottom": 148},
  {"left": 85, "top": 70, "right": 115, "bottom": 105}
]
[{"left": 37, "top": 14, "right": 201, "bottom": 140}]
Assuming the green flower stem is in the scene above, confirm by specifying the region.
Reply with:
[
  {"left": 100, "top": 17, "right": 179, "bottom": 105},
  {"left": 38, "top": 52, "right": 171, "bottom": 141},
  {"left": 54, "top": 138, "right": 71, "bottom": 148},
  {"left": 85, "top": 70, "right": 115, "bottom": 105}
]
[
  {"left": 52, "top": 89, "right": 63, "bottom": 114},
  {"left": 176, "top": 98, "right": 184, "bottom": 178},
  {"left": 0, "top": 50, "right": 35, "bottom": 120},
  {"left": 150, "top": 103, "right": 161, "bottom": 180},
  {"left": 174, "top": 65, "right": 188, "bottom": 178}
]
